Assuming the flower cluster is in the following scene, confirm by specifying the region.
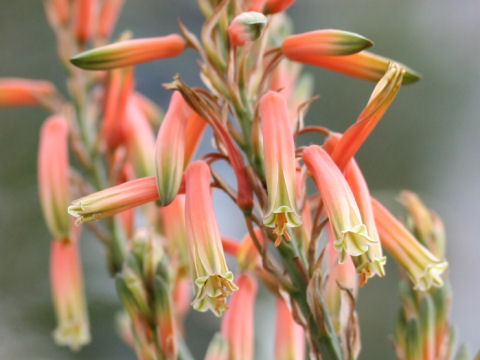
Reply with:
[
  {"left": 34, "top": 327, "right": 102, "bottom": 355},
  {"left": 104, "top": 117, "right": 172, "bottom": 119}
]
[{"left": 2, "top": 0, "right": 464, "bottom": 359}]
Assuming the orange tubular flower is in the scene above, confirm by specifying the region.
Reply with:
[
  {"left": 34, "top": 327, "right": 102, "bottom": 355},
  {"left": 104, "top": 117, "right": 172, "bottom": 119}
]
[
  {"left": 184, "top": 161, "right": 237, "bottom": 316},
  {"left": 372, "top": 198, "right": 448, "bottom": 291},
  {"left": 221, "top": 274, "right": 257, "bottom": 360},
  {"left": 184, "top": 112, "right": 207, "bottom": 165},
  {"left": 38, "top": 116, "right": 71, "bottom": 238},
  {"left": 68, "top": 176, "right": 159, "bottom": 223},
  {"left": 50, "top": 238, "right": 90, "bottom": 350},
  {"left": 331, "top": 62, "right": 405, "bottom": 171},
  {"left": 102, "top": 67, "right": 134, "bottom": 151},
  {"left": 0, "top": 78, "right": 55, "bottom": 107},
  {"left": 275, "top": 298, "right": 305, "bottom": 360},
  {"left": 302, "top": 145, "right": 374, "bottom": 263},
  {"left": 74, "top": 0, "right": 96, "bottom": 43},
  {"left": 70, "top": 34, "right": 186, "bottom": 70},
  {"left": 260, "top": 91, "right": 302, "bottom": 245},
  {"left": 155, "top": 91, "right": 193, "bottom": 206},
  {"left": 264, "top": 0, "right": 296, "bottom": 14},
  {"left": 227, "top": 11, "right": 267, "bottom": 47},
  {"left": 97, "top": 0, "right": 125, "bottom": 39},
  {"left": 282, "top": 29, "right": 373, "bottom": 59},
  {"left": 132, "top": 92, "right": 164, "bottom": 128},
  {"left": 288, "top": 49, "right": 420, "bottom": 84},
  {"left": 125, "top": 98, "right": 155, "bottom": 178}
]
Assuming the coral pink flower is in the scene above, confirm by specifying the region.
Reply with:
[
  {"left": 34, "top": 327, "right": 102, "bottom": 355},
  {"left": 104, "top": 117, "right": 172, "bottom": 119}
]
[
  {"left": 221, "top": 274, "right": 257, "bottom": 360},
  {"left": 264, "top": 0, "right": 296, "bottom": 13},
  {"left": 288, "top": 50, "right": 420, "bottom": 84},
  {"left": 71, "top": 34, "right": 186, "bottom": 70},
  {"left": 184, "top": 112, "right": 207, "bottom": 165},
  {"left": 68, "top": 176, "right": 159, "bottom": 223},
  {"left": 97, "top": 0, "right": 125, "bottom": 39},
  {"left": 282, "top": 29, "right": 372, "bottom": 59},
  {"left": 331, "top": 62, "right": 405, "bottom": 171},
  {"left": 275, "top": 298, "right": 305, "bottom": 360},
  {"left": 247, "top": 0, "right": 267, "bottom": 12},
  {"left": 155, "top": 91, "right": 193, "bottom": 206},
  {"left": 372, "top": 198, "right": 447, "bottom": 291},
  {"left": 102, "top": 67, "right": 134, "bottom": 151},
  {"left": 172, "top": 278, "right": 192, "bottom": 324},
  {"left": 0, "top": 78, "right": 55, "bottom": 107},
  {"left": 125, "top": 97, "right": 155, "bottom": 178},
  {"left": 302, "top": 145, "right": 374, "bottom": 262},
  {"left": 38, "top": 115, "right": 71, "bottom": 238},
  {"left": 48, "top": 0, "right": 70, "bottom": 25},
  {"left": 184, "top": 161, "right": 237, "bottom": 316},
  {"left": 260, "top": 91, "right": 302, "bottom": 245},
  {"left": 50, "top": 238, "right": 90, "bottom": 350},
  {"left": 132, "top": 92, "right": 164, "bottom": 128},
  {"left": 227, "top": 11, "right": 267, "bottom": 47},
  {"left": 74, "top": 0, "right": 96, "bottom": 43}
]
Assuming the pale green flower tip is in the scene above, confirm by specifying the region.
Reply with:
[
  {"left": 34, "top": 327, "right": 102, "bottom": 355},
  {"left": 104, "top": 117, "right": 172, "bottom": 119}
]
[
  {"left": 414, "top": 261, "right": 448, "bottom": 291},
  {"left": 335, "top": 224, "right": 375, "bottom": 261},
  {"left": 192, "top": 273, "right": 238, "bottom": 317},
  {"left": 67, "top": 203, "right": 82, "bottom": 218},
  {"left": 53, "top": 323, "right": 91, "bottom": 352},
  {"left": 263, "top": 206, "right": 303, "bottom": 228}
]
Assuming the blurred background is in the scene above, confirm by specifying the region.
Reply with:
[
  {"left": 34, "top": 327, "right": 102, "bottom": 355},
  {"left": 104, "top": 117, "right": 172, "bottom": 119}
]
[{"left": 0, "top": 0, "right": 479, "bottom": 358}]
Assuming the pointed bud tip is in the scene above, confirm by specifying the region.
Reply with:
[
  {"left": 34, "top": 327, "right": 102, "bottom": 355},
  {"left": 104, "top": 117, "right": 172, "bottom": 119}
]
[{"left": 403, "top": 68, "right": 422, "bottom": 84}]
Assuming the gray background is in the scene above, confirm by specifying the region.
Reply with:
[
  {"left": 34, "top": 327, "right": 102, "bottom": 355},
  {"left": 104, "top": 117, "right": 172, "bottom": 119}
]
[{"left": 0, "top": 0, "right": 479, "bottom": 358}]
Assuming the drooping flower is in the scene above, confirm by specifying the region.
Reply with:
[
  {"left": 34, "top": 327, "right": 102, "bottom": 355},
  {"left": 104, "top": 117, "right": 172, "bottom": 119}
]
[
  {"left": 0, "top": 78, "right": 55, "bottom": 107},
  {"left": 302, "top": 145, "right": 375, "bottom": 262},
  {"left": 184, "top": 161, "right": 237, "bottom": 316},
  {"left": 275, "top": 298, "right": 305, "bottom": 360},
  {"left": 221, "top": 274, "right": 257, "bottom": 360},
  {"left": 68, "top": 176, "right": 159, "bottom": 223},
  {"left": 228, "top": 11, "right": 267, "bottom": 47},
  {"left": 38, "top": 115, "right": 71, "bottom": 238},
  {"left": 330, "top": 62, "right": 405, "bottom": 170},
  {"left": 70, "top": 34, "right": 186, "bottom": 70},
  {"left": 260, "top": 91, "right": 302, "bottom": 245},
  {"left": 282, "top": 29, "right": 373, "bottom": 59},
  {"left": 50, "top": 238, "right": 90, "bottom": 351},
  {"left": 372, "top": 198, "right": 448, "bottom": 291},
  {"left": 287, "top": 49, "right": 420, "bottom": 84},
  {"left": 155, "top": 91, "right": 193, "bottom": 206}
]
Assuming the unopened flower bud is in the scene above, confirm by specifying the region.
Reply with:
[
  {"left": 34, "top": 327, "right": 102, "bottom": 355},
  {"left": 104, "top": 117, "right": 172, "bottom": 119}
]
[
  {"left": 185, "top": 161, "right": 237, "bottom": 316},
  {"left": 154, "top": 276, "right": 178, "bottom": 359},
  {"left": 282, "top": 29, "right": 373, "bottom": 59},
  {"left": 71, "top": 34, "right": 186, "bottom": 70},
  {"left": 260, "top": 91, "right": 302, "bottom": 245},
  {"left": 303, "top": 145, "right": 375, "bottom": 262},
  {"left": 0, "top": 78, "right": 56, "bottom": 107},
  {"left": 155, "top": 91, "right": 193, "bottom": 206},
  {"left": 38, "top": 116, "right": 70, "bottom": 238},
  {"left": 68, "top": 176, "right": 159, "bottom": 223},
  {"left": 228, "top": 12, "right": 267, "bottom": 46},
  {"left": 50, "top": 238, "right": 90, "bottom": 351}
]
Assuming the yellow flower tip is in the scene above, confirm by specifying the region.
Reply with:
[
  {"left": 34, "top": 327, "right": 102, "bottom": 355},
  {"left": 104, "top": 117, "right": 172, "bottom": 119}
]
[
  {"left": 335, "top": 224, "right": 375, "bottom": 263},
  {"left": 192, "top": 273, "right": 238, "bottom": 317},
  {"left": 415, "top": 261, "right": 448, "bottom": 291},
  {"left": 53, "top": 321, "right": 91, "bottom": 352}
]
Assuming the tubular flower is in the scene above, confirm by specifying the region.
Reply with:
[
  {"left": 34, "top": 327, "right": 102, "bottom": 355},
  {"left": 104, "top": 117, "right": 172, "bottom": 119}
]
[
  {"left": 288, "top": 49, "right": 420, "bottom": 84},
  {"left": 50, "top": 238, "right": 90, "bottom": 351},
  {"left": 371, "top": 198, "right": 448, "bottom": 291},
  {"left": 344, "top": 159, "right": 386, "bottom": 282},
  {"left": 125, "top": 97, "right": 156, "bottom": 178},
  {"left": 38, "top": 116, "right": 71, "bottom": 238},
  {"left": 260, "top": 91, "right": 302, "bottom": 246},
  {"left": 275, "top": 298, "right": 305, "bottom": 360},
  {"left": 282, "top": 29, "right": 373, "bottom": 59},
  {"left": 68, "top": 176, "right": 159, "bottom": 223},
  {"left": 184, "top": 161, "right": 237, "bottom": 316},
  {"left": 220, "top": 274, "right": 257, "bottom": 360},
  {"left": 97, "top": 0, "right": 125, "bottom": 39},
  {"left": 155, "top": 91, "right": 193, "bottom": 206},
  {"left": 132, "top": 92, "right": 164, "bottom": 128},
  {"left": 0, "top": 78, "right": 55, "bottom": 107},
  {"left": 302, "top": 145, "right": 375, "bottom": 262},
  {"left": 74, "top": 0, "right": 96, "bottom": 43},
  {"left": 102, "top": 67, "right": 134, "bottom": 151},
  {"left": 228, "top": 11, "right": 267, "bottom": 47},
  {"left": 264, "top": 0, "right": 296, "bottom": 14},
  {"left": 331, "top": 62, "right": 405, "bottom": 171},
  {"left": 70, "top": 34, "right": 186, "bottom": 70}
]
